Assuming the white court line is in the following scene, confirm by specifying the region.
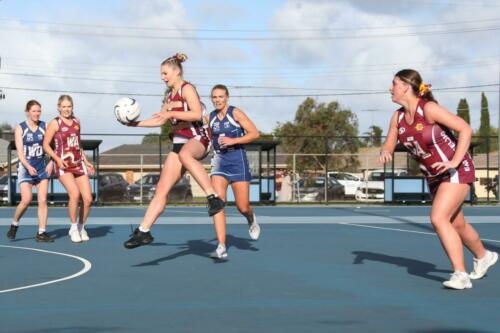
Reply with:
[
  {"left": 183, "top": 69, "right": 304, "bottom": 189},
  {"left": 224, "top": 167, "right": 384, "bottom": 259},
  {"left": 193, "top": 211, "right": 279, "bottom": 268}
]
[
  {"left": 0, "top": 245, "right": 92, "bottom": 294},
  {"left": 337, "top": 222, "right": 500, "bottom": 244}
]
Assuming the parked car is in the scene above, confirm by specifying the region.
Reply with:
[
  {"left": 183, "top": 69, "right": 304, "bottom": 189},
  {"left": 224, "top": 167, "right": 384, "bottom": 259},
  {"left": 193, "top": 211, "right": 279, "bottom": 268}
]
[
  {"left": 328, "top": 172, "right": 363, "bottom": 197},
  {"left": 297, "top": 176, "right": 345, "bottom": 202},
  {"left": 355, "top": 169, "right": 408, "bottom": 202},
  {"left": 0, "top": 175, "right": 15, "bottom": 203},
  {"left": 98, "top": 173, "right": 129, "bottom": 202},
  {"left": 127, "top": 173, "right": 193, "bottom": 203}
]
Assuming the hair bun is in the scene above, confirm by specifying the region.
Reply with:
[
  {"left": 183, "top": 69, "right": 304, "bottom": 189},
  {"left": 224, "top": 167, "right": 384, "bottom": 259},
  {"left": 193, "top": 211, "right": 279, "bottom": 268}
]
[{"left": 174, "top": 53, "right": 188, "bottom": 63}]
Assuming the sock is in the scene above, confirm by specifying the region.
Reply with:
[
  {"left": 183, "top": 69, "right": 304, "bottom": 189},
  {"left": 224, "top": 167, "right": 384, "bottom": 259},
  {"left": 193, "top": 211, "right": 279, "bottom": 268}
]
[
  {"left": 243, "top": 212, "right": 254, "bottom": 224},
  {"left": 70, "top": 224, "right": 78, "bottom": 232},
  {"left": 218, "top": 243, "right": 226, "bottom": 250},
  {"left": 207, "top": 193, "right": 218, "bottom": 200},
  {"left": 139, "top": 226, "right": 150, "bottom": 233},
  {"left": 12, "top": 221, "right": 19, "bottom": 227},
  {"left": 78, "top": 224, "right": 85, "bottom": 232},
  {"left": 38, "top": 228, "right": 46, "bottom": 234}
]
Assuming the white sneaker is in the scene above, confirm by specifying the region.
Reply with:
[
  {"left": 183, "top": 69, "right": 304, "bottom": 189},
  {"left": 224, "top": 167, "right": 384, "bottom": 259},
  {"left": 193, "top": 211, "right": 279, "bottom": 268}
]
[
  {"left": 69, "top": 228, "right": 82, "bottom": 243},
  {"left": 443, "top": 271, "right": 472, "bottom": 290},
  {"left": 210, "top": 244, "right": 228, "bottom": 259},
  {"left": 469, "top": 250, "right": 498, "bottom": 280},
  {"left": 80, "top": 228, "right": 90, "bottom": 242},
  {"left": 248, "top": 214, "right": 260, "bottom": 240}
]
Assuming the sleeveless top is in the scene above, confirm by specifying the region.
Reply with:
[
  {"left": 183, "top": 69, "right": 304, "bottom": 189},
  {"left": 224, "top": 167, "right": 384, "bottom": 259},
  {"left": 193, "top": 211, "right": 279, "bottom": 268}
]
[
  {"left": 209, "top": 106, "right": 245, "bottom": 154},
  {"left": 396, "top": 99, "right": 474, "bottom": 180},
  {"left": 167, "top": 82, "right": 210, "bottom": 143},
  {"left": 18, "top": 120, "right": 46, "bottom": 170},
  {"left": 53, "top": 116, "right": 83, "bottom": 168}
]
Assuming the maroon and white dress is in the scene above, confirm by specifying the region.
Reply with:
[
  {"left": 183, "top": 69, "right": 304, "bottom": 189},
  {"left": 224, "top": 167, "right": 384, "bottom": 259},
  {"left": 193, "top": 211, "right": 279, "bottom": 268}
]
[
  {"left": 53, "top": 117, "right": 88, "bottom": 177},
  {"left": 396, "top": 99, "right": 475, "bottom": 196},
  {"left": 167, "top": 82, "right": 210, "bottom": 149}
]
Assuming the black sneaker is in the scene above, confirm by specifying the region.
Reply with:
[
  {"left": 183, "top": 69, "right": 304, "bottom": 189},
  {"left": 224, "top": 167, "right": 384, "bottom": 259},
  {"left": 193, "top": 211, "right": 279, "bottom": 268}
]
[
  {"left": 35, "top": 232, "right": 54, "bottom": 243},
  {"left": 207, "top": 194, "right": 225, "bottom": 216},
  {"left": 7, "top": 225, "right": 18, "bottom": 240},
  {"left": 124, "top": 228, "right": 154, "bottom": 249}
]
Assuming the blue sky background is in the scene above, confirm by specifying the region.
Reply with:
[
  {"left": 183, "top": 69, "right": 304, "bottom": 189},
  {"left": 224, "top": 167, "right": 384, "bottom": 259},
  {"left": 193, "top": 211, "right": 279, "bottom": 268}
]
[{"left": 0, "top": 0, "right": 499, "bottom": 150}]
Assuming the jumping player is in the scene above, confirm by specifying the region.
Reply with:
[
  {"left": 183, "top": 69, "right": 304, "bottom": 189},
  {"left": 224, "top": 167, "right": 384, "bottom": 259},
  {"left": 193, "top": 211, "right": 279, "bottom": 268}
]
[
  {"left": 123, "top": 53, "right": 225, "bottom": 249},
  {"left": 43, "top": 95, "right": 95, "bottom": 243},
  {"left": 380, "top": 69, "right": 497, "bottom": 289},
  {"left": 7, "top": 100, "right": 54, "bottom": 242},
  {"left": 208, "top": 84, "right": 261, "bottom": 259}
]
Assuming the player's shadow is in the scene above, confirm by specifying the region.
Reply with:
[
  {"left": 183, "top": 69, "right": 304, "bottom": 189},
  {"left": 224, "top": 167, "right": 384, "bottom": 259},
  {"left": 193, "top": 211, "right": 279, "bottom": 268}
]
[
  {"left": 352, "top": 251, "right": 452, "bottom": 282},
  {"left": 133, "top": 234, "right": 258, "bottom": 267},
  {"left": 47, "top": 226, "right": 113, "bottom": 240}
]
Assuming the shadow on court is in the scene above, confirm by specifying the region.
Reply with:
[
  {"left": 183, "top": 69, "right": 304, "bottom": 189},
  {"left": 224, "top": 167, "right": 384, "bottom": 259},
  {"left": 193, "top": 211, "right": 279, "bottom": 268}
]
[
  {"left": 352, "top": 250, "right": 452, "bottom": 282},
  {"left": 132, "top": 234, "right": 258, "bottom": 267},
  {"left": 47, "top": 226, "right": 113, "bottom": 240}
]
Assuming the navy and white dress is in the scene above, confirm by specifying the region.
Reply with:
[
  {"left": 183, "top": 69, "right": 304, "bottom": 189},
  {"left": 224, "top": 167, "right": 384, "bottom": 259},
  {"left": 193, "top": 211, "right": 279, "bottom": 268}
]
[
  {"left": 209, "top": 106, "right": 252, "bottom": 182},
  {"left": 17, "top": 121, "right": 49, "bottom": 185}
]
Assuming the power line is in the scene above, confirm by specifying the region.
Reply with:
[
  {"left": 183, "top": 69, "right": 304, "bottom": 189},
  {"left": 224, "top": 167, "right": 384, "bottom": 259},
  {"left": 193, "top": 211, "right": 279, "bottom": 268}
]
[
  {"left": 0, "top": 17, "right": 498, "bottom": 33},
  {"left": 0, "top": 25, "right": 498, "bottom": 41},
  {"left": 0, "top": 84, "right": 497, "bottom": 98}
]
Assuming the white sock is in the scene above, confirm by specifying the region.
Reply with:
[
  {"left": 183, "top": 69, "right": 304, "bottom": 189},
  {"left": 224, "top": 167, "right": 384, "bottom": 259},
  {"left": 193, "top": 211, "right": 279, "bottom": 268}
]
[
  {"left": 139, "top": 226, "right": 150, "bottom": 233},
  {"left": 12, "top": 221, "right": 19, "bottom": 226},
  {"left": 38, "top": 228, "right": 46, "bottom": 234},
  {"left": 70, "top": 224, "right": 78, "bottom": 232},
  {"left": 78, "top": 224, "right": 85, "bottom": 232},
  {"left": 218, "top": 243, "right": 226, "bottom": 250}
]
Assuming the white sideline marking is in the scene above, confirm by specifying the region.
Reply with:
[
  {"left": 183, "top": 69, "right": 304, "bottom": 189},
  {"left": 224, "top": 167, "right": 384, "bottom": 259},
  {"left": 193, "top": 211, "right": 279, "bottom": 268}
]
[
  {"left": 337, "top": 222, "right": 500, "bottom": 244},
  {"left": 0, "top": 245, "right": 92, "bottom": 294}
]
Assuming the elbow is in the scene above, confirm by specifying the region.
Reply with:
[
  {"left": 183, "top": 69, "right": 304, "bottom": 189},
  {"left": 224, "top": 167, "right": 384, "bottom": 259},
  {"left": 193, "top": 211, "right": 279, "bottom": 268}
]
[{"left": 254, "top": 132, "right": 260, "bottom": 141}]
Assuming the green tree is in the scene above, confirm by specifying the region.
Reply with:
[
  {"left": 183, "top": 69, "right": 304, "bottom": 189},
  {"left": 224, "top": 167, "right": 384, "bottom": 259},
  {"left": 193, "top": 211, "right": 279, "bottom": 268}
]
[
  {"left": 274, "top": 98, "right": 361, "bottom": 173},
  {"left": 363, "top": 125, "right": 383, "bottom": 147},
  {"left": 456, "top": 98, "right": 470, "bottom": 124},
  {"left": 475, "top": 93, "right": 492, "bottom": 153},
  {"left": 141, "top": 122, "right": 173, "bottom": 144}
]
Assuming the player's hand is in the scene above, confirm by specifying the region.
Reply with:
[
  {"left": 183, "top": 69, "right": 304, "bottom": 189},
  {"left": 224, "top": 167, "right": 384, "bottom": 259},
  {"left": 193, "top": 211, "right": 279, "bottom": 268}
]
[
  {"left": 379, "top": 150, "right": 392, "bottom": 164},
  {"left": 431, "top": 161, "right": 457, "bottom": 174},
  {"left": 45, "top": 161, "right": 54, "bottom": 176},
  {"left": 56, "top": 157, "right": 68, "bottom": 169},
  {"left": 27, "top": 165, "right": 38, "bottom": 176},
  {"left": 219, "top": 136, "right": 237, "bottom": 146},
  {"left": 85, "top": 161, "right": 95, "bottom": 175}
]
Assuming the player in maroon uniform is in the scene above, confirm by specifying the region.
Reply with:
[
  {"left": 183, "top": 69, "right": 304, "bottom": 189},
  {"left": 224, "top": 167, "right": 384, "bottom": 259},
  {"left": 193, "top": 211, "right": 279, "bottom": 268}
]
[
  {"left": 123, "top": 53, "right": 225, "bottom": 249},
  {"left": 380, "top": 69, "right": 497, "bottom": 289},
  {"left": 43, "top": 95, "right": 95, "bottom": 243}
]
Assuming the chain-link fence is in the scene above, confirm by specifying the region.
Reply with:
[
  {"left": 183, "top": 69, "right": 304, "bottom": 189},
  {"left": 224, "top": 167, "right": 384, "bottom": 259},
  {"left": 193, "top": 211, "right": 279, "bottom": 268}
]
[{"left": 1, "top": 132, "right": 498, "bottom": 205}]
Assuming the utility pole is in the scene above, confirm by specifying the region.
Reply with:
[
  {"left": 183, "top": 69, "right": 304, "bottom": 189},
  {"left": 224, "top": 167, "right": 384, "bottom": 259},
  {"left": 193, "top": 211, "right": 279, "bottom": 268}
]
[{"left": 0, "top": 57, "right": 5, "bottom": 100}]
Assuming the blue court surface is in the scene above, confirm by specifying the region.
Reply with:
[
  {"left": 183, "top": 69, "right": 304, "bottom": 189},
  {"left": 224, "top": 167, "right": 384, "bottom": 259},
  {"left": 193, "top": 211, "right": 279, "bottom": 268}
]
[{"left": 1, "top": 205, "right": 500, "bottom": 333}]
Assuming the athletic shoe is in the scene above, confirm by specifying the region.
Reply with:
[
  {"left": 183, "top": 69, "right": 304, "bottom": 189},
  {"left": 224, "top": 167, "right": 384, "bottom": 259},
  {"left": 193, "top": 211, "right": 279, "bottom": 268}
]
[
  {"left": 443, "top": 271, "right": 472, "bottom": 290},
  {"left": 248, "top": 215, "right": 261, "bottom": 240},
  {"left": 124, "top": 228, "right": 154, "bottom": 249},
  {"left": 69, "top": 228, "right": 82, "bottom": 243},
  {"left": 469, "top": 250, "right": 498, "bottom": 280},
  {"left": 80, "top": 228, "right": 90, "bottom": 242},
  {"left": 35, "top": 232, "right": 54, "bottom": 243},
  {"left": 7, "top": 225, "right": 18, "bottom": 240},
  {"left": 210, "top": 244, "right": 228, "bottom": 259},
  {"left": 207, "top": 194, "right": 225, "bottom": 216}
]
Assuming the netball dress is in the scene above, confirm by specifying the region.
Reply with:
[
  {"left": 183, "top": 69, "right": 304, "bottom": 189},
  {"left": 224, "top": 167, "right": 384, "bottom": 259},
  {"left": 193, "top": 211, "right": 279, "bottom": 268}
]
[
  {"left": 396, "top": 99, "right": 475, "bottom": 196},
  {"left": 209, "top": 106, "right": 252, "bottom": 182}
]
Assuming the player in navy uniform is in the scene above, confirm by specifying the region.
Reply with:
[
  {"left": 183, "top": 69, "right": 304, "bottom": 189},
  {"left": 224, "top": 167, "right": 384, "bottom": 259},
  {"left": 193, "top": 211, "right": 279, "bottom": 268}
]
[
  {"left": 380, "top": 69, "right": 497, "bottom": 289},
  {"left": 7, "top": 100, "right": 54, "bottom": 242},
  {"left": 208, "top": 84, "right": 261, "bottom": 259}
]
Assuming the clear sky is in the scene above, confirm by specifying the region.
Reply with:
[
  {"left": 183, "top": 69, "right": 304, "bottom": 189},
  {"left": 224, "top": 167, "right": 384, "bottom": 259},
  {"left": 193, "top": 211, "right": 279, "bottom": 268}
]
[{"left": 0, "top": 0, "right": 499, "bottom": 150}]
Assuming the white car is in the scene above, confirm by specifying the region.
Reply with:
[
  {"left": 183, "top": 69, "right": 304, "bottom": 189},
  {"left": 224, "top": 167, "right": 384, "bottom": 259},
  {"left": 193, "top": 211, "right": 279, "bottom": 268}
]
[
  {"left": 328, "top": 172, "right": 363, "bottom": 197},
  {"left": 355, "top": 169, "right": 409, "bottom": 202}
]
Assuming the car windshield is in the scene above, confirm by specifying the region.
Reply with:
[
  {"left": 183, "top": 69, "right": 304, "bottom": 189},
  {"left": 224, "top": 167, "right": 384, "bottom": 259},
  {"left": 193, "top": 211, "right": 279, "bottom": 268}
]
[
  {"left": 0, "top": 175, "right": 6, "bottom": 185},
  {"left": 136, "top": 175, "right": 159, "bottom": 185}
]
